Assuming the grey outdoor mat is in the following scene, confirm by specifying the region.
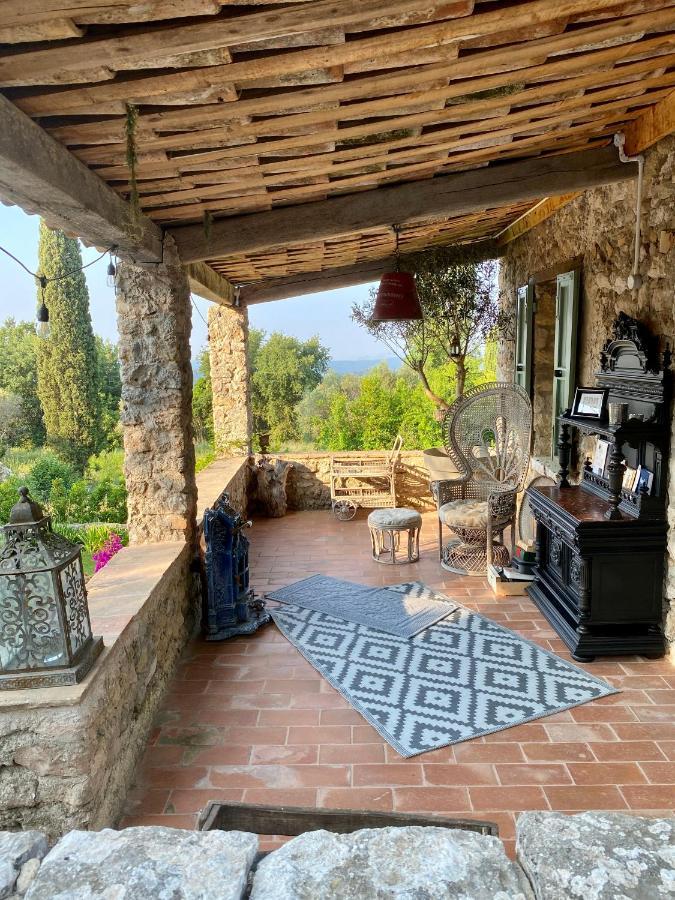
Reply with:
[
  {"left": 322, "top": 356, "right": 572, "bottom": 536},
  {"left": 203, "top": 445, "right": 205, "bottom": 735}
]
[
  {"left": 270, "top": 581, "right": 619, "bottom": 757},
  {"left": 266, "top": 574, "right": 457, "bottom": 639}
]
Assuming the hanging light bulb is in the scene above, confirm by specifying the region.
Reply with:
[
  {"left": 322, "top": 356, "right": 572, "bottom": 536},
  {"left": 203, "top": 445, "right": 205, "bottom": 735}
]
[
  {"left": 106, "top": 252, "right": 117, "bottom": 288},
  {"left": 36, "top": 277, "right": 51, "bottom": 340},
  {"left": 372, "top": 225, "right": 423, "bottom": 322}
]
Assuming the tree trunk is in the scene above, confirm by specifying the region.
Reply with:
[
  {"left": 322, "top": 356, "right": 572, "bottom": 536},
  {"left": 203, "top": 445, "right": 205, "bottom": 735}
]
[
  {"left": 250, "top": 457, "right": 293, "bottom": 517},
  {"left": 454, "top": 357, "right": 467, "bottom": 399},
  {"left": 417, "top": 368, "right": 449, "bottom": 413}
]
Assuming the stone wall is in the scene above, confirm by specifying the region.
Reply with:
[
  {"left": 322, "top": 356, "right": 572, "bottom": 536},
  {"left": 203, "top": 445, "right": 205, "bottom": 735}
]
[
  {"left": 0, "top": 542, "right": 194, "bottom": 841},
  {"left": 209, "top": 304, "right": 252, "bottom": 456},
  {"left": 4, "top": 812, "right": 673, "bottom": 899},
  {"left": 266, "top": 451, "right": 436, "bottom": 512},
  {"left": 498, "top": 134, "right": 675, "bottom": 650},
  {"left": 116, "top": 235, "right": 197, "bottom": 545}
]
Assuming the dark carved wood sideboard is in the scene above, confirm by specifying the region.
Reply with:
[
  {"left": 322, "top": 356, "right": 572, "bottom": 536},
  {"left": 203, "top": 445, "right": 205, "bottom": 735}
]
[{"left": 526, "top": 314, "right": 671, "bottom": 661}]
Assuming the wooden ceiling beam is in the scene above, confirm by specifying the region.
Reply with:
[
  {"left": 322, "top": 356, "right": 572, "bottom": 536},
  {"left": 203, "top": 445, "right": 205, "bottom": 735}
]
[
  {"left": 238, "top": 239, "right": 501, "bottom": 303},
  {"left": 238, "top": 260, "right": 395, "bottom": 304},
  {"left": 495, "top": 194, "right": 582, "bottom": 246},
  {"left": 169, "top": 145, "right": 636, "bottom": 262},
  {"left": 186, "top": 261, "right": 235, "bottom": 306},
  {"left": 0, "top": 95, "right": 162, "bottom": 262},
  {"left": 624, "top": 88, "right": 675, "bottom": 154}
]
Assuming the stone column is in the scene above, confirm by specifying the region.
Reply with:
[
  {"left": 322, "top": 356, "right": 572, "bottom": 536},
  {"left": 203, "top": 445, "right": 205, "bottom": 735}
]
[
  {"left": 208, "top": 303, "right": 253, "bottom": 455},
  {"left": 115, "top": 235, "right": 197, "bottom": 545}
]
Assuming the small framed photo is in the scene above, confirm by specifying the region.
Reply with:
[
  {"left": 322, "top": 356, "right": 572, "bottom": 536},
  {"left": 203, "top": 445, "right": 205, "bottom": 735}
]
[
  {"left": 622, "top": 467, "right": 638, "bottom": 491},
  {"left": 635, "top": 466, "right": 654, "bottom": 496},
  {"left": 592, "top": 438, "right": 610, "bottom": 476},
  {"left": 572, "top": 387, "right": 608, "bottom": 420}
]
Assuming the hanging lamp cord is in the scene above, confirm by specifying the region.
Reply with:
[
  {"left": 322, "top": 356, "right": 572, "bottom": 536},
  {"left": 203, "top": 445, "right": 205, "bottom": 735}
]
[{"left": 0, "top": 244, "right": 118, "bottom": 287}]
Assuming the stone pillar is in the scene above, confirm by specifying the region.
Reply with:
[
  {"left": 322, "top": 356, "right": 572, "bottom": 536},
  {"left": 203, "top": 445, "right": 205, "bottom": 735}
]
[
  {"left": 115, "top": 235, "right": 197, "bottom": 544},
  {"left": 208, "top": 303, "right": 253, "bottom": 454}
]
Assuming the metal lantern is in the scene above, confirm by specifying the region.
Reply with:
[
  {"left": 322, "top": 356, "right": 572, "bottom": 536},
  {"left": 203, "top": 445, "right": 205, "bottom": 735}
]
[
  {"left": 0, "top": 487, "right": 103, "bottom": 690},
  {"left": 372, "top": 225, "right": 423, "bottom": 322}
]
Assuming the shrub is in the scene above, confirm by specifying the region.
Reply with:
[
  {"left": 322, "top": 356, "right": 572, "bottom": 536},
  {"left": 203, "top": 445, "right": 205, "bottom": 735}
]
[
  {"left": 86, "top": 449, "right": 124, "bottom": 483},
  {"left": 27, "top": 455, "right": 76, "bottom": 503},
  {"left": 88, "top": 477, "right": 127, "bottom": 523},
  {"left": 52, "top": 523, "right": 85, "bottom": 546},
  {"left": 0, "top": 476, "right": 21, "bottom": 524},
  {"left": 48, "top": 477, "right": 69, "bottom": 522}
]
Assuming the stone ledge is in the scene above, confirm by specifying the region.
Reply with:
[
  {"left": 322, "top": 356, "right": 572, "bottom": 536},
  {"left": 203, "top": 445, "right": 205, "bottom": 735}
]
[
  {"left": 0, "top": 542, "right": 188, "bottom": 713},
  {"left": 196, "top": 456, "right": 250, "bottom": 524}
]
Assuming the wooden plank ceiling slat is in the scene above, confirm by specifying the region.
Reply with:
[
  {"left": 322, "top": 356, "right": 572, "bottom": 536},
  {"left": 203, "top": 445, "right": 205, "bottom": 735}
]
[{"left": 1, "top": 0, "right": 674, "bottom": 286}]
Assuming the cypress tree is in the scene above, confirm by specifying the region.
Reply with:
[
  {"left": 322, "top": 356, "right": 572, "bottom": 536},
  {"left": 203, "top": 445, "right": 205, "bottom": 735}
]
[{"left": 36, "top": 221, "right": 100, "bottom": 470}]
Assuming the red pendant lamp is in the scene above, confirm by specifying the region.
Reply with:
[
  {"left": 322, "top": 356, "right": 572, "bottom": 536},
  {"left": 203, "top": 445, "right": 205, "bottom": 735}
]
[{"left": 372, "top": 225, "right": 423, "bottom": 321}]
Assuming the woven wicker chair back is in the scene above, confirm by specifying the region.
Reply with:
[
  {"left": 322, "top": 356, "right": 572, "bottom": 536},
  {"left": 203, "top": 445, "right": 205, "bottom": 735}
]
[{"left": 442, "top": 382, "right": 532, "bottom": 491}]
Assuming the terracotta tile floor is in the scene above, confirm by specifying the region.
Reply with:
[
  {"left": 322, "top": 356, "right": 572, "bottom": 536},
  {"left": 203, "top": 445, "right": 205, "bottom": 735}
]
[{"left": 122, "top": 510, "right": 675, "bottom": 856}]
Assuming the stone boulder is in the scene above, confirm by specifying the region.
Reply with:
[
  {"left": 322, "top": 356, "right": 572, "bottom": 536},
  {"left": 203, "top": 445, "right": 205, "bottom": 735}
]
[
  {"left": 24, "top": 827, "right": 257, "bottom": 900},
  {"left": 250, "top": 826, "right": 534, "bottom": 899},
  {"left": 0, "top": 831, "right": 48, "bottom": 899},
  {"left": 516, "top": 811, "right": 675, "bottom": 899}
]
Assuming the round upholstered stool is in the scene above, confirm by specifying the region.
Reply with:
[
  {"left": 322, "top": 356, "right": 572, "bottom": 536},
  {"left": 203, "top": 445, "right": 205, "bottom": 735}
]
[{"left": 368, "top": 507, "right": 422, "bottom": 565}]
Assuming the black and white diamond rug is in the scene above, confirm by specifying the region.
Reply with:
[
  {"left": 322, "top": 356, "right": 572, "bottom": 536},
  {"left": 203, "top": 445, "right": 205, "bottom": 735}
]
[{"left": 270, "top": 582, "right": 618, "bottom": 757}]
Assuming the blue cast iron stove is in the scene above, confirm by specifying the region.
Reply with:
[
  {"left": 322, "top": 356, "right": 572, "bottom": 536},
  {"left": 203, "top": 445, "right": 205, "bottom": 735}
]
[{"left": 203, "top": 493, "right": 270, "bottom": 640}]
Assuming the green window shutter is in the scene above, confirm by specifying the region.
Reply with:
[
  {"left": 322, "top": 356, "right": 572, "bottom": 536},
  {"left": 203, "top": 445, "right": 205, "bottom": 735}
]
[
  {"left": 514, "top": 283, "right": 534, "bottom": 394},
  {"left": 551, "top": 269, "right": 580, "bottom": 453}
]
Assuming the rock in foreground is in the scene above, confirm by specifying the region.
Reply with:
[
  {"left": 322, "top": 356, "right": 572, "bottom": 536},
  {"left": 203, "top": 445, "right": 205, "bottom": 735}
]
[
  {"left": 250, "top": 826, "right": 533, "bottom": 899},
  {"left": 517, "top": 811, "right": 675, "bottom": 900},
  {"left": 0, "top": 831, "right": 47, "bottom": 899},
  {"left": 24, "top": 826, "right": 257, "bottom": 900}
]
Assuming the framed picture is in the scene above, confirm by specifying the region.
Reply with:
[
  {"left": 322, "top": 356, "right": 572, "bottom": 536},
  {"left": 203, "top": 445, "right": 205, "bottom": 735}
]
[
  {"left": 592, "top": 438, "right": 610, "bottom": 476},
  {"left": 572, "top": 387, "right": 608, "bottom": 419},
  {"left": 635, "top": 466, "right": 654, "bottom": 496},
  {"left": 622, "top": 467, "right": 638, "bottom": 491}
]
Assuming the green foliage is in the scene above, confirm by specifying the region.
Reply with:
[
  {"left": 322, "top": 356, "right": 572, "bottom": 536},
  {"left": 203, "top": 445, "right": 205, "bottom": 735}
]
[
  {"left": 36, "top": 222, "right": 100, "bottom": 470},
  {"left": 0, "top": 477, "right": 21, "bottom": 525},
  {"left": 195, "top": 443, "right": 216, "bottom": 473},
  {"left": 86, "top": 449, "right": 124, "bottom": 482},
  {"left": 95, "top": 337, "right": 122, "bottom": 449},
  {"left": 0, "top": 318, "right": 45, "bottom": 446},
  {"left": 27, "top": 454, "right": 76, "bottom": 503},
  {"left": 193, "top": 348, "right": 214, "bottom": 444},
  {"left": 352, "top": 256, "right": 505, "bottom": 410},
  {"left": 249, "top": 330, "right": 330, "bottom": 448},
  {"left": 299, "top": 346, "right": 497, "bottom": 453}
]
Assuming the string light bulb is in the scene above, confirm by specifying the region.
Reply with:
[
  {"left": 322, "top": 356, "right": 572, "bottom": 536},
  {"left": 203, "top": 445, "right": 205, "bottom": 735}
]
[
  {"left": 36, "top": 276, "right": 51, "bottom": 340},
  {"left": 106, "top": 252, "right": 117, "bottom": 288}
]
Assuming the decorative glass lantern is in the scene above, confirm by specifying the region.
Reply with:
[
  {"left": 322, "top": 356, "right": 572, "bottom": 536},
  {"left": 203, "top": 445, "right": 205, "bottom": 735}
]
[{"left": 0, "top": 488, "right": 103, "bottom": 690}]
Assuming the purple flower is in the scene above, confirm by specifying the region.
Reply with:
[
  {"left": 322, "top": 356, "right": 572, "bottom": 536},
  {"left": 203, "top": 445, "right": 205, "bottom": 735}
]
[{"left": 92, "top": 533, "right": 123, "bottom": 572}]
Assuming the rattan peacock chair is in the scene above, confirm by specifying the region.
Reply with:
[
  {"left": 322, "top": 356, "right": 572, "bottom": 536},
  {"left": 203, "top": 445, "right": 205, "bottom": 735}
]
[{"left": 432, "top": 382, "right": 532, "bottom": 576}]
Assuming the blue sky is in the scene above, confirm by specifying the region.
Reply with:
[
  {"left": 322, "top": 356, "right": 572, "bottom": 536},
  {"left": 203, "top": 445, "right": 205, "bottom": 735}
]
[{"left": 0, "top": 205, "right": 382, "bottom": 360}]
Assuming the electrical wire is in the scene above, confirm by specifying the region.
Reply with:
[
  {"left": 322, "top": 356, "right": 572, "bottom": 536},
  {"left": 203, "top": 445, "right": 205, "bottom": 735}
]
[
  {"left": 0, "top": 243, "right": 117, "bottom": 287},
  {"left": 191, "top": 295, "right": 208, "bottom": 326}
]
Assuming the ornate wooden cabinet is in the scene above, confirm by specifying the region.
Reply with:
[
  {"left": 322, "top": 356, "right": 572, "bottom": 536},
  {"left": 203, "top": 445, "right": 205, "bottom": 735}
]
[{"left": 526, "top": 315, "right": 671, "bottom": 661}]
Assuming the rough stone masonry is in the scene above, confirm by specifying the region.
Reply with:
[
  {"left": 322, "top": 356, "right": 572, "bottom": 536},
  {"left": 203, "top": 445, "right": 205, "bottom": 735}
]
[{"left": 0, "top": 812, "right": 671, "bottom": 899}]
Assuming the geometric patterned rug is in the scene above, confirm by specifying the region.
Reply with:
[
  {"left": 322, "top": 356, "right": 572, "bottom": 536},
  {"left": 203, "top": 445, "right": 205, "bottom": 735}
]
[
  {"left": 267, "top": 574, "right": 458, "bottom": 638},
  {"left": 270, "top": 582, "right": 619, "bottom": 757}
]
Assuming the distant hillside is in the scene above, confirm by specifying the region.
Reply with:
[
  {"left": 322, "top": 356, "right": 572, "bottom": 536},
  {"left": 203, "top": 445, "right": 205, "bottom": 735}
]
[{"left": 329, "top": 357, "right": 402, "bottom": 375}]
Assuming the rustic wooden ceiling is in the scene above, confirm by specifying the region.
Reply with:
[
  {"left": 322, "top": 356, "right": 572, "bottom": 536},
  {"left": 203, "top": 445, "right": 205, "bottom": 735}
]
[{"left": 2, "top": 0, "right": 675, "bottom": 286}]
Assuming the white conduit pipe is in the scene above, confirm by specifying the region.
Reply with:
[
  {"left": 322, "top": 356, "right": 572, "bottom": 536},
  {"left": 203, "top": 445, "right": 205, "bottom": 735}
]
[{"left": 614, "top": 132, "right": 645, "bottom": 291}]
